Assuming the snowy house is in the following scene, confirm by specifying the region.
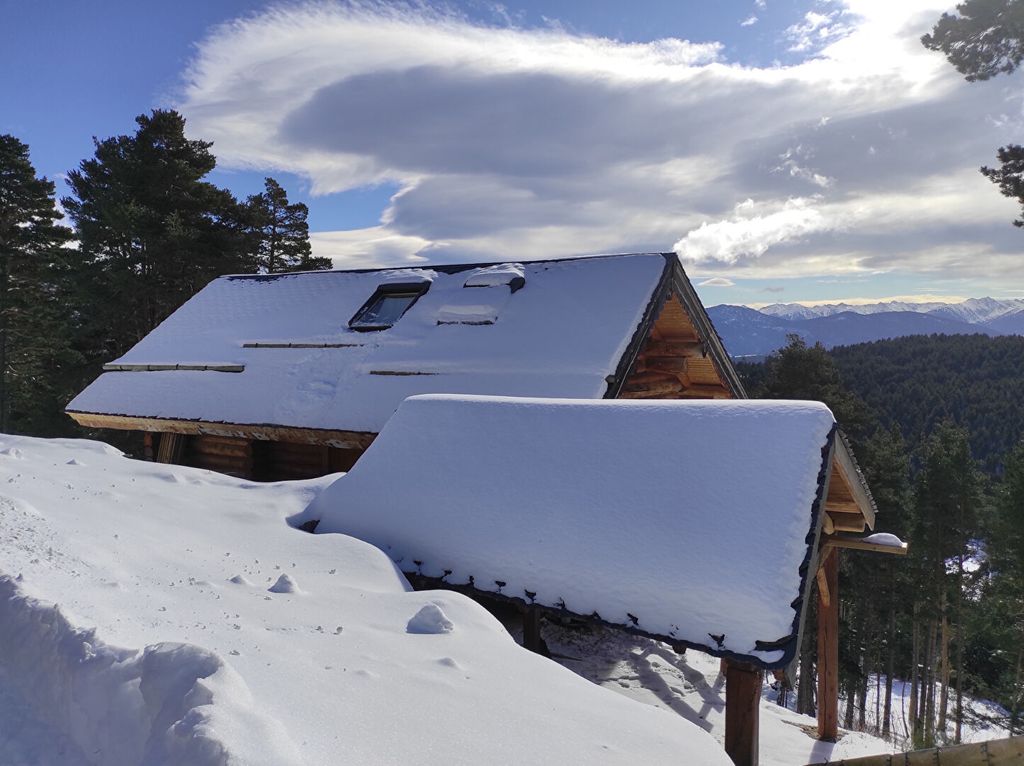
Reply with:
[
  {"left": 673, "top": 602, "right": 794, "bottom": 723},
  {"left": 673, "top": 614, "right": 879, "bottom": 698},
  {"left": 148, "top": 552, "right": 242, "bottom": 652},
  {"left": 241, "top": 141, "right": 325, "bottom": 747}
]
[
  {"left": 66, "top": 252, "right": 870, "bottom": 538},
  {"left": 67, "top": 253, "right": 741, "bottom": 477},
  {"left": 66, "top": 251, "right": 892, "bottom": 763}
]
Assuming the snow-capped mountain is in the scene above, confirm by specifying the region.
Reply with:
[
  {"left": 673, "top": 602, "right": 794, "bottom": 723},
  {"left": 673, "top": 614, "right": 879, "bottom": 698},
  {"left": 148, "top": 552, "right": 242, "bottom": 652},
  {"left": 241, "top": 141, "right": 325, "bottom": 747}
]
[
  {"left": 708, "top": 297, "right": 1024, "bottom": 358},
  {"left": 759, "top": 297, "right": 1024, "bottom": 324}
]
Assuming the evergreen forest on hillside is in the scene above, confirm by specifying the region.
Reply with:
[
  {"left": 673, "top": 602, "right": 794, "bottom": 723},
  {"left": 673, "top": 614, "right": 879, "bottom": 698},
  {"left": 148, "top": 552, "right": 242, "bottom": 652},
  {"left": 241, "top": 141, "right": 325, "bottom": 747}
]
[{"left": 739, "top": 336, "right": 1024, "bottom": 746}]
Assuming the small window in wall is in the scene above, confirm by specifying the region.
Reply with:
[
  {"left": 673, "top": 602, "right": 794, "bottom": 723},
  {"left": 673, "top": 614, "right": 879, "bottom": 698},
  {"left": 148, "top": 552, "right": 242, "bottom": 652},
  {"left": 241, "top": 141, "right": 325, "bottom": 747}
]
[{"left": 349, "top": 282, "right": 430, "bottom": 331}]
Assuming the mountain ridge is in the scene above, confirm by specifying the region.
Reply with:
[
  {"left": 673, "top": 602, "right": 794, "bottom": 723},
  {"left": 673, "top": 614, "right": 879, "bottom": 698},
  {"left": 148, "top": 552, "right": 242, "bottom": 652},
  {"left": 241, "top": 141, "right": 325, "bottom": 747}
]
[{"left": 707, "top": 297, "right": 1024, "bottom": 357}]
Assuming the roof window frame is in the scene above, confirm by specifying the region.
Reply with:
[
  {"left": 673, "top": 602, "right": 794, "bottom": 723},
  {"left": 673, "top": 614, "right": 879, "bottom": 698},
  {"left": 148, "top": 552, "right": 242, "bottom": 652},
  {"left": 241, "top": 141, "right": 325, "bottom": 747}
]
[{"left": 348, "top": 282, "right": 431, "bottom": 332}]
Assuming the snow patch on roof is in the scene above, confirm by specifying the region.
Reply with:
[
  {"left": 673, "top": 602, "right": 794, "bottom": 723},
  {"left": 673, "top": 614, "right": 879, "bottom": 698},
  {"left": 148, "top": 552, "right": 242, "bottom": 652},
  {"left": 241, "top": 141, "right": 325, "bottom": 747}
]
[
  {"left": 68, "top": 255, "right": 666, "bottom": 433},
  {"left": 312, "top": 395, "right": 836, "bottom": 665}
]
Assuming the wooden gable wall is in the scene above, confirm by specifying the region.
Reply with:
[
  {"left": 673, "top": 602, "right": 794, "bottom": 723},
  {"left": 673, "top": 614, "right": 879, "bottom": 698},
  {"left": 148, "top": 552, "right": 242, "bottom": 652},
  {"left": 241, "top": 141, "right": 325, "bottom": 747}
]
[{"left": 618, "top": 294, "right": 733, "bottom": 400}]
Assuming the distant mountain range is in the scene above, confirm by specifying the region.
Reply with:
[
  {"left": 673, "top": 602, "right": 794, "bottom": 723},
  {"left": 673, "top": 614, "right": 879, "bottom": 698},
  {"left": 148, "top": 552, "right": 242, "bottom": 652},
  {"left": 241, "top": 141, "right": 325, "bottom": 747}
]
[{"left": 708, "top": 297, "right": 1024, "bottom": 357}]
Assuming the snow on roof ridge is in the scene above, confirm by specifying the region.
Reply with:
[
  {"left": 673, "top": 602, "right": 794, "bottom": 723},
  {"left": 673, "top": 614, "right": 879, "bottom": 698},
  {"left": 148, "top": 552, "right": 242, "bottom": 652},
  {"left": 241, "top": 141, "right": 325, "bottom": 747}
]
[{"left": 219, "top": 252, "right": 667, "bottom": 280}]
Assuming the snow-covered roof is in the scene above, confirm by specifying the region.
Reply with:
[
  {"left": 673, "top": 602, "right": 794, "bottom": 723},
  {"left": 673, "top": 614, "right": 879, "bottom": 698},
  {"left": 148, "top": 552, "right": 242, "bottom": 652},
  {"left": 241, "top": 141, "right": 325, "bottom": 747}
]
[
  {"left": 68, "top": 255, "right": 668, "bottom": 434},
  {"left": 309, "top": 395, "right": 838, "bottom": 668}
]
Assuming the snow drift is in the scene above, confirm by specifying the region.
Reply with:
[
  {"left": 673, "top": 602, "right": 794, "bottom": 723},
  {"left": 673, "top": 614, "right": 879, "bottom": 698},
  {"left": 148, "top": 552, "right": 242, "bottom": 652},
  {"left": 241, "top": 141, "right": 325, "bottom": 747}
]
[{"left": 0, "top": 575, "right": 300, "bottom": 766}]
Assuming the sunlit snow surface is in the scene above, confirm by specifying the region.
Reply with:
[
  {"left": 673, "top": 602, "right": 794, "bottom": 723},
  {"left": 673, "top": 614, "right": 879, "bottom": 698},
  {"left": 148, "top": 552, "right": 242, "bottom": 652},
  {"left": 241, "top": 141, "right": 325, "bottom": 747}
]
[
  {"left": 0, "top": 435, "right": 730, "bottom": 766},
  {"left": 313, "top": 395, "right": 837, "bottom": 664},
  {"left": 68, "top": 255, "right": 665, "bottom": 432}
]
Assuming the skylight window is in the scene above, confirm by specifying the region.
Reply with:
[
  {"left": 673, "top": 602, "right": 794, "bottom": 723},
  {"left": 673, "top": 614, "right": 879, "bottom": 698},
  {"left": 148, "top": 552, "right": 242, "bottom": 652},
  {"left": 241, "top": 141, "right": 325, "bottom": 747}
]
[{"left": 349, "top": 282, "right": 430, "bottom": 331}]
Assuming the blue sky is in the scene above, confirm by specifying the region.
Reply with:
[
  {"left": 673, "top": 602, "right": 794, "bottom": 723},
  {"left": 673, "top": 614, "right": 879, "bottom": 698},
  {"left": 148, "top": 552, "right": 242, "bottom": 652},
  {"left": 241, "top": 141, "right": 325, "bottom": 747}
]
[{"left": 4, "top": 0, "right": 1024, "bottom": 306}]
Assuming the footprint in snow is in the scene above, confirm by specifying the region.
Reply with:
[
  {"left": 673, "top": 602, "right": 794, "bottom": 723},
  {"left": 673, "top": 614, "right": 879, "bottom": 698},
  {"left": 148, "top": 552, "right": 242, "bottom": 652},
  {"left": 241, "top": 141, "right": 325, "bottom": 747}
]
[
  {"left": 407, "top": 604, "right": 454, "bottom": 635},
  {"left": 268, "top": 573, "right": 301, "bottom": 594},
  {"left": 0, "top": 447, "right": 23, "bottom": 459}
]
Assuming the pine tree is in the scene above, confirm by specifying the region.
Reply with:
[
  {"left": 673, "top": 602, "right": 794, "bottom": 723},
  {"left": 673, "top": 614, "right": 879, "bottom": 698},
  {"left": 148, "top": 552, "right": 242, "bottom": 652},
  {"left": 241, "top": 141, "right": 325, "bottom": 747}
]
[
  {"left": 758, "top": 334, "right": 874, "bottom": 442},
  {"left": 245, "top": 177, "right": 329, "bottom": 273},
  {"left": 62, "top": 109, "right": 255, "bottom": 363},
  {"left": 988, "top": 441, "right": 1024, "bottom": 733},
  {"left": 912, "top": 422, "right": 982, "bottom": 745},
  {"left": 0, "top": 135, "right": 76, "bottom": 434}
]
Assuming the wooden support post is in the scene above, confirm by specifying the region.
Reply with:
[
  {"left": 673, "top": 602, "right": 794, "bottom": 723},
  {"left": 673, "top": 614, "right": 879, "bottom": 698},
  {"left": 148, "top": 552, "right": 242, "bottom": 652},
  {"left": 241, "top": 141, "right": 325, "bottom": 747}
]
[
  {"left": 724, "top": 659, "right": 761, "bottom": 766},
  {"left": 817, "top": 547, "right": 840, "bottom": 741},
  {"left": 522, "top": 606, "right": 548, "bottom": 657},
  {"left": 155, "top": 433, "right": 184, "bottom": 464}
]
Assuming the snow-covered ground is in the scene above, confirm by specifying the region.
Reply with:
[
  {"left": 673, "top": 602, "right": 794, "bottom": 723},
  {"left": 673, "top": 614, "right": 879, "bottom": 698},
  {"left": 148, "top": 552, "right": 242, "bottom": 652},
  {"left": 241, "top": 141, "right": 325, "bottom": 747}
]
[
  {"left": 832, "top": 676, "right": 1011, "bottom": 748},
  {"left": 0, "top": 434, "right": 900, "bottom": 765}
]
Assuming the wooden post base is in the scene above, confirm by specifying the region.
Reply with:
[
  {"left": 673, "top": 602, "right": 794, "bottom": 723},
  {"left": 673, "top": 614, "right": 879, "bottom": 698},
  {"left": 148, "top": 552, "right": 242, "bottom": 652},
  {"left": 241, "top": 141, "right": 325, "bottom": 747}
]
[
  {"left": 817, "top": 547, "right": 839, "bottom": 741},
  {"left": 724, "top": 659, "right": 761, "bottom": 766}
]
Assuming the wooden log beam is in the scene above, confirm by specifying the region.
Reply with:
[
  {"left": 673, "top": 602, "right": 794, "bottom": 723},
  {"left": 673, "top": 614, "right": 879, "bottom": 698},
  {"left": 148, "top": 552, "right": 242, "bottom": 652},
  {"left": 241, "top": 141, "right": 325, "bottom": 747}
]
[
  {"left": 642, "top": 356, "right": 691, "bottom": 374},
  {"left": 66, "top": 411, "right": 376, "bottom": 451},
  {"left": 816, "top": 567, "right": 831, "bottom": 608},
  {"left": 823, "top": 535, "right": 908, "bottom": 556},
  {"left": 621, "top": 380, "right": 687, "bottom": 398},
  {"left": 827, "top": 511, "right": 866, "bottom": 533},
  {"left": 725, "top": 659, "right": 761, "bottom": 766},
  {"left": 622, "top": 370, "right": 681, "bottom": 387},
  {"left": 817, "top": 547, "right": 839, "bottom": 742},
  {"left": 641, "top": 339, "right": 705, "bottom": 357}
]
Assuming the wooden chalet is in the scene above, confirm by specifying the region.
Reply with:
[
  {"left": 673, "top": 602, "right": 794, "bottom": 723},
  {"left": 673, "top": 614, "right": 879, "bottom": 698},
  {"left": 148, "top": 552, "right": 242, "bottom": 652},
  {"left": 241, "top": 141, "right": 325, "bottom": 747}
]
[{"left": 66, "top": 251, "right": 903, "bottom": 765}]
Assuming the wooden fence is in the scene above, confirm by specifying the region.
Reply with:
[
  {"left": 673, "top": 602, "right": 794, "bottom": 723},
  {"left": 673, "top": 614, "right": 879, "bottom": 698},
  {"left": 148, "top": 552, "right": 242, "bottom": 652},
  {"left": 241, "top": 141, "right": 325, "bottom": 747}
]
[{"left": 807, "top": 736, "right": 1024, "bottom": 766}]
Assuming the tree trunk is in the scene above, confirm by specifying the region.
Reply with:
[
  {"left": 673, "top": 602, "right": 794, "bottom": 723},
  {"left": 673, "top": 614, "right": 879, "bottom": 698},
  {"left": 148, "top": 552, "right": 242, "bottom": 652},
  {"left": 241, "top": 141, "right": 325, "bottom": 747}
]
[
  {"left": 883, "top": 605, "right": 895, "bottom": 739},
  {"left": 938, "top": 605, "right": 950, "bottom": 740},
  {"left": 924, "top": 619, "right": 937, "bottom": 747},
  {"left": 954, "top": 553, "right": 966, "bottom": 744},
  {"left": 1011, "top": 644, "right": 1023, "bottom": 736},
  {"left": 909, "top": 609, "right": 920, "bottom": 742}
]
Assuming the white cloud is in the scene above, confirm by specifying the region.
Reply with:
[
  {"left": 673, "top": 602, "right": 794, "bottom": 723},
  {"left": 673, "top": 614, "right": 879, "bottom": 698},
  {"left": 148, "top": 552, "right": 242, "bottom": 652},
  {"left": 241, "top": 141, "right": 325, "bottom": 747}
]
[
  {"left": 176, "top": 1, "right": 1024, "bottom": 291},
  {"left": 698, "top": 277, "right": 736, "bottom": 287},
  {"left": 675, "top": 198, "right": 840, "bottom": 265},
  {"left": 741, "top": 15, "right": 758, "bottom": 27}
]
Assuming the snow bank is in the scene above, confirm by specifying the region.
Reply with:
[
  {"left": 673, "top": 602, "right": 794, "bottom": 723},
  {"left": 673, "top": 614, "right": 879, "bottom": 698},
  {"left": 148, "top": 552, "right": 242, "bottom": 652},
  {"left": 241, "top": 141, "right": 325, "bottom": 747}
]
[
  {"left": 312, "top": 395, "right": 836, "bottom": 666},
  {"left": 68, "top": 254, "right": 666, "bottom": 433},
  {"left": 0, "top": 434, "right": 731, "bottom": 765},
  {"left": 0, "top": 575, "right": 300, "bottom": 766}
]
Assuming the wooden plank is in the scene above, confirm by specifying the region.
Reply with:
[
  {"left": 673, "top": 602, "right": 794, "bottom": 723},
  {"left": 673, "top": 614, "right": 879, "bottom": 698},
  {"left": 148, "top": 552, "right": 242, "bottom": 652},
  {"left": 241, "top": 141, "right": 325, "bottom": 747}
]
[
  {"left": 189, "top": 439, "right": 253, "bottom": 458},
  {"left": 642, "top": 356, "right": 691, "bottom": 374},
  {"left": 816, "top": 566, "right": 831, "bottom": 608},
  {"left": 824, "top": 535, "right": 908, "bottom": 556},
  {"left": 804, "top": 735, "right": 1024, "bottom": 766},
  {"left": 622, "top": 370, "right": 681, "bottom": 387},
  {"left": 817, "top": 548, "right": 839, "bottom": 742},
  {"left": 621, "top": 381, "right": 687, "bottom": 398},
  {"left": 155, "top": 433, "right": 183, "bottom": 464},
  {"left": 725, "top": 659, "right": 761, "bottom": 766},
  {"left": 640, "top": 339, "right": 705, "bottom": 357},
  {"left": 66, "top": 412, "right": 376, "bottom": 451},
  {"left": 828, "top": 511, "right": 867, "bottom": 533},
  {"left": 833, "top": 443, "right": 876, "bottom": 529}
]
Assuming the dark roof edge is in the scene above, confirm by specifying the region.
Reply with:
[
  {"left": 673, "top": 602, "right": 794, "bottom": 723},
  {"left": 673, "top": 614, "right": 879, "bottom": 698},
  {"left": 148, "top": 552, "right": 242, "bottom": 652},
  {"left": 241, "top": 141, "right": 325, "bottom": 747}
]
[
  {"left": 403, "top": 569, "right": 799, "bottom": 671},
  {"left": 603, "top": 256, "right": 675, "bottom": 398},
  {"left": 223, "top": 252, "right": 667, "bottom": 281},
  {"left": 664, "top": 254, "right": 747, "bottom": 398},
  {"left": 775, "top": 425, "right": 837, "bottom": 674}
]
